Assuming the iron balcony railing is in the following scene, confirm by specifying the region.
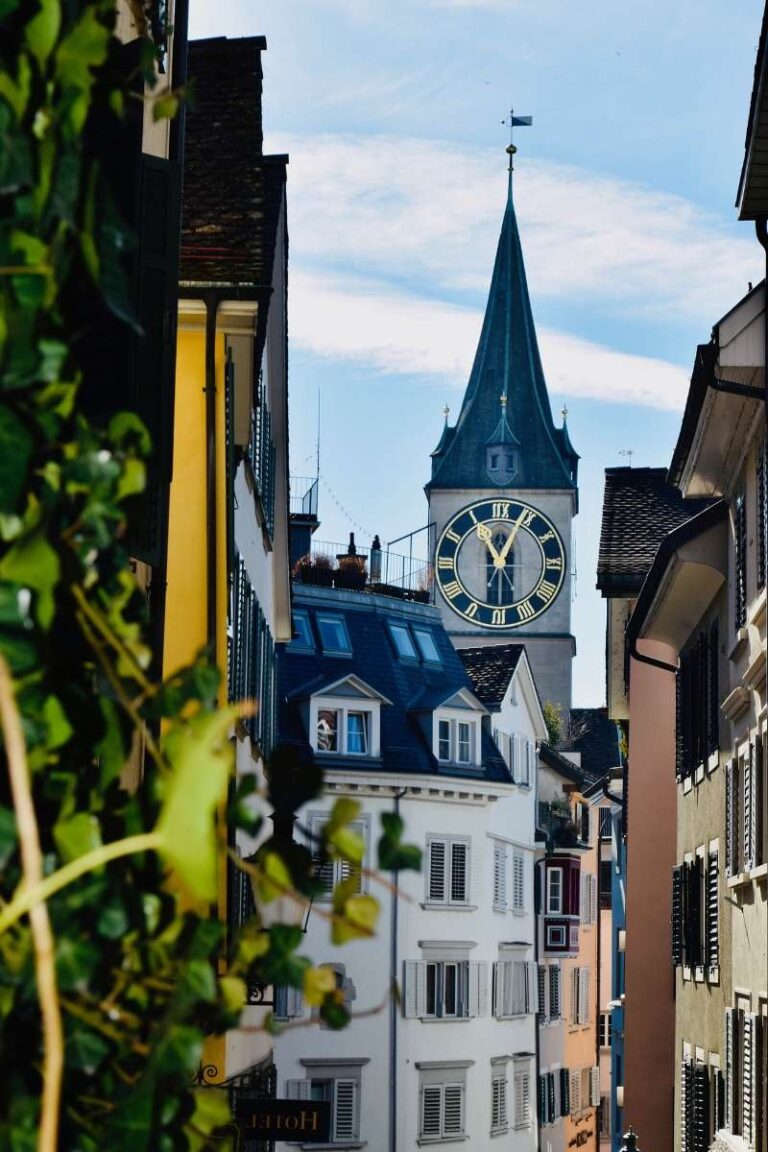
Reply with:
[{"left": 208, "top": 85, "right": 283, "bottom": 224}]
[
  {"left": 249, "top": 401, "right": 276, "bottom": 539},
  {"left": 289, "top": 475, "right": 319, "bottom": 518},
  {"left": 303, "top": 538, "right": 431, "bottom": 597}
]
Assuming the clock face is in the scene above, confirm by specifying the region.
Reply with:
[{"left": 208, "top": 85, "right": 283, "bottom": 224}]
[{"left": 435, "top": 498, "right": 566, "bottom": 629}]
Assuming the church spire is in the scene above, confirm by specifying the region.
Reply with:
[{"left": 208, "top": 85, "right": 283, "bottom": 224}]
[{"left": 427, "top": 123, "right": 578, "bottom": 495}]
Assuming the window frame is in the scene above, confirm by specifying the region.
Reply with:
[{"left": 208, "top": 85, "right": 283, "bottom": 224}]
[
  {"left": 310, "top": 695, "right": 379, "bottom": 759},
  {"left": 546, "top": 866, "right": 564, "bottom": 914},
  {"left": 316, "top": 613, "right": 352, "bottom": 655},
  {"left": 413, "top": 627, "right": 442, "bottom": 664},
  {"left": 388, "top": 622, "right": 417, "bottom": 661},
  {"left": 433, "top": 710, "right": 481, "bottom": 767},
  {"left": 426, "top": 835, "right": 471, "bottom": 906},
  {"left": 290, "top": 609, "right": 314, "bottom": 651}
]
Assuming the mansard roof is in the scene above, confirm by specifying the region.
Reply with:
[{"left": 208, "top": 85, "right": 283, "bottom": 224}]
[
  {"left": 458, "top": 643, "right": 525, "bottom": 709},
  {"left": 277, "top": 586, "right": 510, "bottom": 783},
  {"left": 427, "top": 175, "right": 577, "bottom": 493}
]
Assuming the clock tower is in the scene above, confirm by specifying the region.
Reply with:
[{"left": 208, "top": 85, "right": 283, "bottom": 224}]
[{"left": 426, "top": 130, "right": 578, "bottom": 715}]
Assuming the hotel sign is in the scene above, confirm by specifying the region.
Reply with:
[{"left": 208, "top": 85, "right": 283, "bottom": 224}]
[{"left": 235, "top": 1098, "right": 331, "bottom": 1143}]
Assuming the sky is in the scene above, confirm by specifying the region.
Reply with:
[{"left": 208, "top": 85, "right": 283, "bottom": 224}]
[{"left": 190, "top": 0, "right": 765, "bottom": 706}]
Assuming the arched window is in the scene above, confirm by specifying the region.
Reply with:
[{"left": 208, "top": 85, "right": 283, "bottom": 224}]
[{"left": 486, "top": 530, "right": 515, "bottom": 605}]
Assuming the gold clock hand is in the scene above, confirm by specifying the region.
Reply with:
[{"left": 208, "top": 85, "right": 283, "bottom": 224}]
[
  {"left": 495, "top": 508, "right": 528, "bottom": 568},
  {"left": 476, "top": 522, "right": 501, "bottom": 563}
]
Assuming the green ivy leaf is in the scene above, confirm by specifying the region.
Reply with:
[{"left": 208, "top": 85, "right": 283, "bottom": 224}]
[
  {"left": 54, "top": 6, "right": 109, "bottom": 92},
  {"left": 66, "top": 1021, "right": 109, "bottom": 1074},
  {"left": 156, "top": 708, "right": 237, "bottom": 901},
  {"left": 0, "top": 405, "right": 32, "bottom": 514},
  {"left": 0, "top": 530, "right": 60, "bottom": 630},
  {"left": 152, "top": 90, "right": 179, "bottom": 122},
  {"left": 327, "top": 824, "right": 364, "bottom": 864},
  {"left": 43, "top": 693, "right": 73, "bottom": 749},
  {"left": 0, "top": 805, "right": 17, "bottom": 869},
  {"left": 25, "top": 0, "right": 61, "bottom": 69},
  {"left": 53, "top": 812, "right": 102, "bottom": 863},
  {"left": 331, "top": 880, "right": 379, "bottom": 946},
  {"left": 377, "top": 811, "right": 423, "bottom": 873},
  {"left": 0, "top": 53, "right": 31, "bottom": 120}
]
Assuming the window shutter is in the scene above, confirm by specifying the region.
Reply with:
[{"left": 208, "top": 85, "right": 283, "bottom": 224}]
[
  {"left": 579, "top": 968, "right": 590, "bottom": 1024},
  {"left": 286, "top": 1079, "right": 311, "bottom": 1100},
  {"left": 547, "top": 1072, "right": 556, "bottom": 1124},
  {"left": 510, "top": 735, "right": 519, "bottom": 782},
  {"left": 676, "top": 659, "right": 685, "bottom": 780},
  {"left": 560, "top": 1067, "right": 570, "bottom": 1116},
  {"left": 707, "top": 619, "right": 719, "bottom": 756},
  {"left": 570, "top": 1070, "right": 580, "bottom": 1114},
  {"left": 713, "top": 1067, "right": 725, "bottom": 1133},
  {"left": 693, "top": 1064, "right": 710, "bottom": 1152},
  {"left": 491, "top": 1078, "right": 502, "bottom": 1129},
  {"left": 421, "top": 1086, "right": 441, "bottom": 1138},
  {"left": 525, "top": 739, "right": 534, "bottom": 785},
  {"left": 537, "top": 964, "right": 547, "bottom": 1022},
  {"left": 549, "top": 965, "right": 561, "bottom": 1020},
  {"left": 333, "top": 1080, "right": 358, "bottom": 1141},
  {"left": 591, "top": 1066, "right": 600, "bottom": 1107},
  {"left": 526, "top": 962, "right": 538, "bottom": 1013},
  {"left": 516, "top": 1073, "right": 530, "bottom": 1129},
  {"left": 450, "top": 842, "right": 468, "bottom": 902},
  {"left": 428, "top": 840, "right": 446, "bottom": 901},
  {"left": 403, "top": 960, "right": 426, "bottom": 1018},
  {"left": 672, "top": 866, "right": 684, "bottom": 966},
  {"left": 493, "top": 845, "right": 506, "bottom": 909},
  {"left": 580, "top": 873, "right": 589, "bottom": 925},
  {"left": 284, "top": 984, "right": 303, "bottom": 1018},
  {"left": 468, "top": 961, "right": 488, "bottom": 1017},
  {"left": 725, "top": 1008, "right": 735, "bottom": 1131},
  {"left": 744, "top": 746, "right": 755, "bottom": 871},
  {"left": 688, "top": 859, "right": 703, "bottom": 968},
  {"left": 681, "top": 1059, "right": 694, "bottom": 1152},
  {"left": 493, "top": 962, "right": 504, "bottom": 1018},
  {"left": 498, "top": 1076, "right": 508, "bottom": 1128},
  {"left": 570, "top": 968, "right": 579, "bottom": 1024},
  {"left": 706, "top": 851, "right": 719, "bottom": 968},
  {"left": 443, "top": 1084, "right": 463, "bottom": 1135},
  {"left": 726, "top": 762, "right": 738, "bottom": 876},
  {"left": 512, "top": 852, "right": 524, "bottom": 911},
  {"left": 538, "top": 1075, "right": 547, "bottom": 1127},
  {"left": 743, "top": 1014, "right": 754, "bottom": 1147},
  {"left": 590, "top": 874, "right": 598, "bottom": 924}
]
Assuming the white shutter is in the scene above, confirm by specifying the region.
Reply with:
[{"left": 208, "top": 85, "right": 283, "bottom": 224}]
[
  {"left": 428, "top": 840, "right": 446, "bottom": 900},
  {"left": 450, "top": 841, "right": 468, "bottom": 902},
  {"left": 493, "top": 961, "right": 504, "bottom": 1018},
  {"left": 526, "top": 962, "right": 538, "bottom": 1013},
  {"left": 570, "top": 1069, "right": 581, "bottom": 1113},
  {"left": 579, "top": 968, "right": 591, "bottom": 1024},
  {"left": 571, "top": 968, "right": 579, "bottom": 1024},
  {"left": 468, "top": 961, "right": 488, "bottom": 1017},
  {"left": 515, "top": 1072, "right": 530, "bottom": 1128},
  {"left": 512, "top": 852, "right": 524, "bottom": 911},
  {"left": 725, "top": 1008, "right": 734, "bottom": 1130},
  {"left": 493, "top": 845, "right": 507, "bottom": 909},
  {"left": 334, "top": 1080, "right": 358, "bottom": 1141},
  {"left": 285, "top": 984, "right": 303, "bottom": 1018},
  {"left": 744, "top": 747, "right": 754, "bottom": 871},
  {"left": 549, "top": 964, "right": 561, "bottom": 1019},
  {"left": 743, "top": 1014, "right": 754, "bottom": 1146},
  {"left": 590, "top": 1066, "right": 600, "bottom": 1107},
  {"left": 510, "top": 735, "right": 519, "bottom": 782},
  {"left": 491, "top": 1078, "right": 502, "bottom": 1129},
  {"left": 443, "top": 1084, "right": 463, "bottom": 1135},
  {"left": 421, "top": 1086, "right": 441, "bottom": 1137},
  {"left": 537, "top": 964, "right": 547, "bottom": 1020},
  {"left": 580, "top": 874, "right": 589, "bottom": 924},
  {"left": 590, "top": 874, "right": 598, "bottom": 924},
  {"left": 726, "top": 763, "right": 738, "bottom": 876},
  {"left": 286, "top": 1079, "right": 311, "bottom": 1100},
  {"left": 403, "top": 960, "right": 426, "bottom": 1018},
  {"left": 680, "top": 1059, "right": 688, "bottom": 1152}
]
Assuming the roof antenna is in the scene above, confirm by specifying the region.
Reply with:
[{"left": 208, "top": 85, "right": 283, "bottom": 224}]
[
  {"left": 316, "top": 384, "right": 321, "bottom": 481},
  {"left": 619, "top": 449, "right": 634, "bottom": 467}
]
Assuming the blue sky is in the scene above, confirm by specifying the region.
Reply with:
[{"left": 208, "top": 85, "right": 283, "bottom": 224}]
[{"left": 190, "top": 0, "right": 764, "bottom": 705}]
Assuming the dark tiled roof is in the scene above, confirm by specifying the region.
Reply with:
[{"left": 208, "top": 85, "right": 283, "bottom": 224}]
[
  {"left": 458, "top": 644, "right": 525, "bottom": 709},
  {"left": 277, "top": 587, "right": 510, "bottom": 784},
  {"left": 568, "top": 708, "right": 622, "bottom": 782},
  {"left": 538, "top": 743, "right": 586, "bottom": 786},
  {"left": 596, "top": 467, "right": 715, "bottom": 594},
  {"left": 426, "top": 185, "right": 577, "bottom": 494},
  {"left": 180, "top": 37, "right": 286, "bottom": 287}
]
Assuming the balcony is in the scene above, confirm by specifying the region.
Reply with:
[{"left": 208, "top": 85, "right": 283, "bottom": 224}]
[
  {"left": 538, "top": 801, "right": 591, "bottom": 855},
  {"left": 292, "top": 537, "right": 432, "bottom": 603}
]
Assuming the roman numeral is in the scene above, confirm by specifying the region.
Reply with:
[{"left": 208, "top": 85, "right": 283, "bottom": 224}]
[
  {"left": 468, "top": 508, "right": 478, "bottom": 524},
  {"left": 443, "top": 580, "right": 462, "bottom": 600},
  {"left": 492, "top": 608, "right": 506, "bottom": 626},
  {"left": 445, "top": 528, "right": 460, "bottom": 544},
  {"left": 538, "top": 529, "right": 555, "bottom": 543},
  {"left": 492, "top": 502, "right": 510, "bottom": 519},
  {"left": 465, "top": 602, "right": 478, "bottom": 619},
  {"left": 545, "top": 557, "right": 563, "bottom": 569},
  {"left": 536, "top": 579, "right": 558, "bottom": 602},
  {"left": 437, "top": 556, "right": 455, "bottom": 570},
  {"left": 516, "top": 600, "right": 535, "bottom": 621},
  {"left": 520, "top": 509, "right": 536, "bottom": 528}
]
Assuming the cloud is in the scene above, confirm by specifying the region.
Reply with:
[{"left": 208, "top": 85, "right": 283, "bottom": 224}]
[
  {"left": 290, "top": 270, "right": 689, "bottom": 411},
  {"left": 273, "top": 133, "right": 760, "bottom": 321}
]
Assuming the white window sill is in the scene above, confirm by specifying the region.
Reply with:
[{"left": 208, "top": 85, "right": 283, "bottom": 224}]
[
  {"left": 490, "top": 1126, "right": 509, "bottom": 1137},
  {"left": 708, "top": 966, "right": 720, "bottom": 985},
  {"left": 513, "top": 1122, "right": 532, "bottom": 1132},
  {"left": 683, "top": 777, "right": 693, "bottom": 795},
  {"left": 492, "top": 903, "right": 506, "bottom": 913},
  {"left": 419, "top": 1016, "right": 472, "bottom": 1023},
  {"left": 751, "top": 862, "right": 768, "bottom": 881},
  {"left": 694, "top": 764, "right": 705, "bottom": 786},
  {"left": 727, "top": 872, "right": 753, "bottom": 890},
  {"left": 512, "top": 908, "right": 526, "bottom": 917},
  {"left": 417, "top": 1136, "right": 469, "bottom": 1146},
  {"left": 707, "top": 751, "right": 720, "bottom": 774},
  {"left": 420, "top": 902, "right": 477, "bottom": 912},
  {"left": 299, "top": 1144, "right": 366, "bottom": 1151},
  {"left": 694, "top": 966, "right": 705, "bottom": 983}
]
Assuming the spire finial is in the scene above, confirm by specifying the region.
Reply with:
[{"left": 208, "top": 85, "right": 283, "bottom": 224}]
[
  {"left": 500, "top": 392, "right": 507, "bottom": 409},
  {"left": 443, "top": 404, "right": 450, "bottom": 423},
  {"left": 561, "top": 403, "right": 568, "bottom": 424},
  {"left": 502, "top": 108, "right": 533, "bottom": 197}
]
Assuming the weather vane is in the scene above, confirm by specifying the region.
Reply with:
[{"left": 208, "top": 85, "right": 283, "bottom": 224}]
[
  {"left": 502, "top": 107, "right": 533, "bottom": 174},
  {"left": 619, "top": 449, "right": 634, "bottom": 467}
]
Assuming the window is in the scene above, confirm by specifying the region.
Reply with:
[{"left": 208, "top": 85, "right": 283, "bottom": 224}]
[
  {"left": 538, "top": 1070, "right": 563, "bottom": 1126},
  {"left": 512, "top": 852, "right": 524, "bottom": 913},
  {"left": 403, "top": 959, "right": 487, "bottom": 1019},
  {"left": 316, "top": 613, "right": 351, "bottom": 654},
  {"left": 734, "top": 491, "right": 747, "bottom": 629},
  {"left": 599, "top": 807, "right": 613, "bottom": 840},
  {"left": 758, "top": 435, "right": 767, "bottom": 591},
  {"left": 389, "top": 623, "right": 417, "bottom": 660},
  {"left": 290, "top": 609, "right": 314, "bottom": 649},
  {"left": 435, "top": 715, "right": 477, "bottom": 765},
  {"left": 513, "top": 1067, "right": 531, "bottom": 1130},
  {"left": 680, "top": 1050, "right": 726, "bottom": 1152},
  {"left": 413, "top": 628, "right": 441, "bottom": 664},
  {"left": 510, "top": 735, "right": 534, "bottom": 786},
  {"left": 599, "top": 1094, "right": 611, "bottom": 1137},
  {"left": 672, "top": 853, "right": 716, "bottom": 971},
  {"left": 309, "top": 815, "right": 366, "bottom": 901},
  {"left": 599, "top": 860, "right": 612, "bottom": 910},
  {"left": 426, "top": 837, "right": 470, "bottom": 905},
  {"left": 491, "top": 1066, "right": 508, "bottom": 1134},
  {"left": 580, "top": 872, "right": 597, "bottom": 925},
  {"left": 287, "top": 1061, "right": 366, "bottom": 1145},
  {"left": 724, "top": 1006, "right": 767, "bottom": 1148},
  {"left": 314, "top": 703, "right": 375, "bottom": 758},
  {"left": 546, "top": 867, "right": 563, "bottom": 914},
  {"left": 599, "top": 1011, "right": 612, "bottom": 1049},
  {"left": 274, "top": 983, "right": 303, "bottom": 1020},
  {"left": 493, "top": 959, "right": 537, "bottom": 1017},
  {"left": 675, "top": 621, "right": 719, "bottom": 781},
  {"left": 420, "top": 1078, "right": 465, "bottom": 1141},
  {"left": 493, "top": 844, "right": 507, "bottom": 911},
  {"left": 727, "top": 740, "right": 767, "bottom": 875},
  {"left": 570, "top": 967, "right": 591, "bottom": 1025}
]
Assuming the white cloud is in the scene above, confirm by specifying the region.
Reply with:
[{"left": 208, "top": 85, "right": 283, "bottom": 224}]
[
  {"left": 290, "top": 270, "right": 689, "bottom": 411},
  {"left": 273, "top": 133, "right": 760, "bottom": 321}
]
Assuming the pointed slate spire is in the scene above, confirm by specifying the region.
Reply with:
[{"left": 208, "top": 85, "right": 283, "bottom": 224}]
[{"left": 427, "top": 146, "right": 577, "bottom": 493}]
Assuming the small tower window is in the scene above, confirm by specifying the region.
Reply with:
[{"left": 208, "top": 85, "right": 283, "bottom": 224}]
[
  {"left": 486, "top": 445, "right": 518, "bottom": 485},
  {"left": 490, "top": 453, "right": 499, "bottom": 470}
]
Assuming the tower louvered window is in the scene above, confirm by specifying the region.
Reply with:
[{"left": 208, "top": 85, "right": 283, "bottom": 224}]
[{"left": 735, "top": 491, "right": 747, "bottom": 629}]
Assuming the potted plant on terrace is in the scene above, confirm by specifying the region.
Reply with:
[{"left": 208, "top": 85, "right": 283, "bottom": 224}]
[
  {"left": 292, "top": 552, "right": 334, "bottom": 586},
  {"left": 334, "top": 553, "right": 367, "bottom": 591}
]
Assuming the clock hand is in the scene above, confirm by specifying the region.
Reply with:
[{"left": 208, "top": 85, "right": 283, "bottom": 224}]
[
  {"left": 495, "top": 508, "right": 528, "bottom": 568},
  {"left": 476, "top": 522, "right": 501, "bottom": 563}
]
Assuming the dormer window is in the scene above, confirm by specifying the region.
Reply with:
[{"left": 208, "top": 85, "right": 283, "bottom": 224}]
[
  {"left": 305, "top": 675, "right": 390, "bottom": 759},
  {"left": 486, "top": 444, "right": 518, "bottom": 485},
  {"left": 435, "top": 711, "right": 480, "bottom": 766},
  {"left": 316, "top": 706, "right": 371, "bottom": 756},
  {"left": 389, "top": 623, "right": 417, "bottom": 660},
  {"left": 317, "top": 614, "right": 351, "bottom": 655},
  {"left": 413, "top": 628, "right": 441, "bottom": 664}
]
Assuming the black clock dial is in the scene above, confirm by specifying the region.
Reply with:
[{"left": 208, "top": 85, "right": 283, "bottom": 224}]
[{"left": 435, "top": 498, "right": 566, "bottom": 628}]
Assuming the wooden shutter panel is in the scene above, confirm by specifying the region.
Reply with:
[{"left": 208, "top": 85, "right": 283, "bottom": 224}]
[
  {"left": 517, "top": 1073, "right": 529, "bottom": 1128},
  {"left": 690, "top": 859, "right": 703, "bottom": 968},
  {"left": 570, "top": 1070, "right": 580, "bottom": 1114},
  {"left": 286, "top": 1079, "right": 311, "bottom": 1100},
  {"left": 333, "top": 1081, "right": 358, "bottom": 1141},
  {"left": 526, "top": 962, "right": 538, "bottom": 1013},
  {"left": 560, "top": 1067, "right": 570, "bottom": 1116},
  {"left": 706, "top": 851, "right": 719, "bottom": 968},
  {"left": 428, "top": 840, "right": 446, "bottom": 901},
  {"left": 743, "top": 1014, "right": 755, "bottom": 1146},
  {"left": 744, "top": 746, "right": 755, "bottom": 871},
  {"left": 468, "top": 961, "right": 488, "bottom": 1017},
  {"left": 443, "top": 1085, "right": 463, "bottom": 1135},
  {"left": 547, "top": 1072, "right": 556, "bottom": 1124},
  {"left": 672, "top": 866, "right": 684, "bottom": 966},
  {"left": 680, "top": 1060, "right": 689, "bottom": 1152},
  {"left": 421, "top": 1086, "right": 441, "bottom": 1137},
  {"left": 707, "top": 619, "right": 719, "bottom": 756},
  {"left": 493, "top": 845, "right": 506, "bottom": 907},
  {"left": 549, "top": 965, "right": 561, "bottom": 1019},
  {"left": 538, "top": 1075, "right": 547, "bottom": 1126},
  {"left": 450, "top": 841, "right": 468, "bottom": 902},
  {"left": 537, "top": 964, "right": 547, "bottom": 1021},
  {"left": 713, "top": 1067, "right": 725, "bottom": 1133},
  {"left": 726, "top": 762, "right": 738, "bottom": 876},
  {"left": 590, "top": 874, "right": 598, "bottom": 924},
  {"left": 591, "top": 1066, "right": 600, "bottom": 1107},
  {"left": 403, "top": 960, "right": 426, "bottom": 1018},
  {"left": 493, "top": 962, "right": 504, "bottom": 1018},
  {"left": 513, "top": 852, "right": 524, "bottom": 911},
  {"left": 676, "top": 658, "right": 685, "bottom": 780},
  {"left": 693, "top": 1064, "right": 709, "bottom": 1152},
  {"left": 725, "top": 1008, "right": 737, "bottom": 1132},
  {"left": 579, "top": 968, "right": 590, "bottom": 1024}
]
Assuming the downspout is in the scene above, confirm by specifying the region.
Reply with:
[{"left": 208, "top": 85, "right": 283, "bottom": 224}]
[
  {"left": 390, "top": 787, "right": 408, "bottom": 1152},
  {"left": 534, "top": 849, "right": 543, "bottom": 1152},
  {"left": 595, "top": 825, "right": 602, "bottom": 1152},
  {"left": 204, "top": 293, "right": 218, "bottom": 657},
  {"left": 756, "top": 219, "right": 768, "bottom": 710},
  {"left": 627, "top": 637, "right": 677, "bottom": 676}
]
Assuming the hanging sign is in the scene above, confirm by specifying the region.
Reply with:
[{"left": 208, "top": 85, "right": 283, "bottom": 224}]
[{"left": 235, "top": 1098, "right": 331, "bottom": 1143}]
